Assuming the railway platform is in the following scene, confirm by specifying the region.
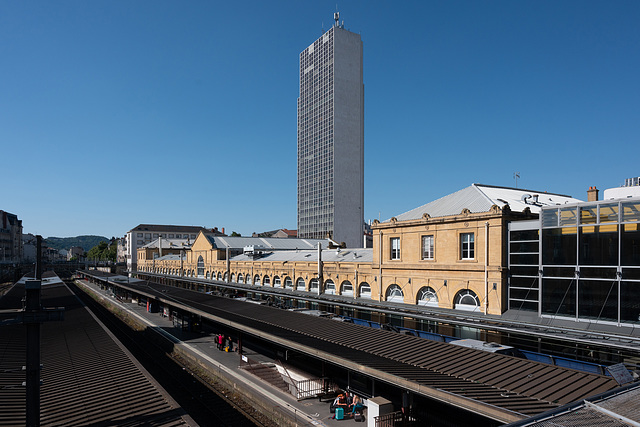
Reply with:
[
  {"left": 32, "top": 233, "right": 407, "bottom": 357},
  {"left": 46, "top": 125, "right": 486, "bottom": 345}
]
[{"left": 76, "top": 277, "right": 364, "bottom": 426}]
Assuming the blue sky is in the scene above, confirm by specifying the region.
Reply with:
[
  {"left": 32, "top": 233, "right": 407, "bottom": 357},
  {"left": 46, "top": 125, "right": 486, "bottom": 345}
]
[{"left": 2, "top": 1, "right": 639, "bottom": 239}]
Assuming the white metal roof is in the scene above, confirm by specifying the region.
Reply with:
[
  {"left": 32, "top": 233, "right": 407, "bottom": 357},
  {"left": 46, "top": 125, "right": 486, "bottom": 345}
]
[
  {"left": 392, "top": 184, "right": 583, "bottom": 222},
  {"left": 204, "top": 234, "right": 332, "bottom": 251},
  {"left": 155, "top": 254, "right": 183, "bottom": 261},
  {"left": 142, "top": 238, "right": 191, "bottom": 250},
  {"left": 231, "top": 248, "right": 373, "bottom": 263}
]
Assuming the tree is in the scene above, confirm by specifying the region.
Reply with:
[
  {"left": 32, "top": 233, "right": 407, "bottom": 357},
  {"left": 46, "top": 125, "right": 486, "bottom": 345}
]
[
  {"left": 231, "top": 231, "right": 241, "bottom": 237},
  {"left": 87, "top": 241, "right": 117, "bottom": 262}
]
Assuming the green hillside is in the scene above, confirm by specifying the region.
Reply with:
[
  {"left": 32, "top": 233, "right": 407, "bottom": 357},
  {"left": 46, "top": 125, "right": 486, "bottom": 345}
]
[{"left": 45, "top": 235, "right": 110, "bottom": 252}]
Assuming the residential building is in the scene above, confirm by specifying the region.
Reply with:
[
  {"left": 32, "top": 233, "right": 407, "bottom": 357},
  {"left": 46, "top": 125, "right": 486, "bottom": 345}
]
[
  {"left": 22, "top": 233, "right": 37, "bottom": 262},
  {"left": 0, "top": 210, "right": 22, "bottom": 263},
  {"left": 125, "top": 224, "right": 223, "bottom": 273},
  {"left": 116, "top": 237, "right": 126, "bottom": 263},
  {"left": 297, "top": 13, "right": 364, "bottom": 248},
  {"left": 67, "top": 246, "right": 85, "bottom": 261},
  {"left": 43, "top": 246, "right": 64, "bottom": 263}
]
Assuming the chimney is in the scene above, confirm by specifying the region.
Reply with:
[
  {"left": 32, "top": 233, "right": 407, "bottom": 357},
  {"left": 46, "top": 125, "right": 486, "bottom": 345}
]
[
  {"left": 221, "top": 227, "right": 225, "bottom": 235},
  {"left": 587, "top": 186, "right": 599, "bottom": 202}
]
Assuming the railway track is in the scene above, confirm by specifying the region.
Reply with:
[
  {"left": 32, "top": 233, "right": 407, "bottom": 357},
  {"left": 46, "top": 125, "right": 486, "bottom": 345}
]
[{"left": 67, "top": 280, "right": 275, "bottom": 427}]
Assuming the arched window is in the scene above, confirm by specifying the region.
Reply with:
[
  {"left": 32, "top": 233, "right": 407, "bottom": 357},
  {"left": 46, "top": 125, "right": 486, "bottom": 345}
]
[
  {"left": 273, "top": 276, "right": 281, "bottom": 287},
  {"left": 340, "top": 280, "right": 353, "bottom": 297},
  {"left": 417, "top": 286, "right": 439, "bottom": 307},
  {"left": 309, "top": 278, "right": 319, "bottom": 293},
  {"left": 237, "top": 273, "right": 244, "bottom": 284},
  {"left": 254, "top": 275, "right": 260, "bottom": 286},
  {"left": 263, "top": 275, "right": 270, "bottom": 286},
  {"left": 324, "top": 279, "right": 335, "bottom": 295},
  {"left": 246, "top": 274, "right": 252, "bottom": 285},
  {"left": 454, "top": 289, "right": 480, "bottom": 312},
  {"left": 386, "top": 284, "right": 404, "bottom": 303},
  {"left": 284, "top": 276, "right": 293, "bottom": 289},
  {"left": 359, "top": 282, "right": 371, "bottom": 299},
  {"left": 197, "top": 256, "right": 204, "bottom": 277},
  {"left": 205, "top": 271, "right": 210, "bottom": 279},
  {"left": 223, "top": 272, "right": 228, "bottom": 282},
  {"left": 231, "top": 273, "right": 236, "bottom": 283},
  {"left": 217, "top": 272, "right": 222, "bottom": 280},
  {"left": 296, "top": 277, "right": 305, "bottom": 290}
]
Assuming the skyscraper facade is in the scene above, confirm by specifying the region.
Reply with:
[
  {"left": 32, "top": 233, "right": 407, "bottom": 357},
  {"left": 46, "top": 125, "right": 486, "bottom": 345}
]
[{"left": 297, "top": 15, "right": 364, "bottom": 248}]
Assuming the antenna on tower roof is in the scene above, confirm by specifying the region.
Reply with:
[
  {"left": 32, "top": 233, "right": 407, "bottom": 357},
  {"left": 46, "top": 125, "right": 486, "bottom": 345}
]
[{"left": 334, "top": 11, "right": 339, "bottom": 27}]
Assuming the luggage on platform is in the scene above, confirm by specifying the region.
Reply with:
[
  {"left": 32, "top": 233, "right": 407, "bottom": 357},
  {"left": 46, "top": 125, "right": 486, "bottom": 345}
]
[
  {"left": 354, "top": 412, "right": 364, "bottom": 422},
  {"left": 335, "top": 407, "right": 344, "bottom": 420}
]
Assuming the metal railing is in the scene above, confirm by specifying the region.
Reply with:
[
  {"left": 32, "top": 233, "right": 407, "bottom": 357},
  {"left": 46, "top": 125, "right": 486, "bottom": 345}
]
[
  {"left": 375, "top": 409, "right": 426, "bottom": 427},
  {"left": 375, "top": 411, "right": 404, "bottom": 427},
  {"left": 276, "top": 360, "right": 301, "bottom": 397},
  {"left": 293, "top": 377, "right": 339, "bottom": 400}
]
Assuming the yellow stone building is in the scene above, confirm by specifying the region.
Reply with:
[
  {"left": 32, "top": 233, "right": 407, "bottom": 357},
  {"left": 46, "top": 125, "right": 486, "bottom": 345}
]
[{"left": 137, "top": 184, "right": 581, "bottom": 316}]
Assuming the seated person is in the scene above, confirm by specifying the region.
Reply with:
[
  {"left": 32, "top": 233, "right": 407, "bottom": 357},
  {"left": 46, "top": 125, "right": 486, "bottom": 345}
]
[
  {"left": 331, "top": 393, "right": 349, "bottom": 418},
  {"left": 349, "top": 394, "right": 364, "bottom": 415},
  {"left": 334, "top": 393, "right": 348, "bottom": 408}
]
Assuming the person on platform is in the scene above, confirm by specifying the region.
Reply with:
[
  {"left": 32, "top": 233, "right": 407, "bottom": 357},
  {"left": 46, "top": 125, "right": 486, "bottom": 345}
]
[{"left": 350, "top": 394, "right": 364, "bottom": 416}]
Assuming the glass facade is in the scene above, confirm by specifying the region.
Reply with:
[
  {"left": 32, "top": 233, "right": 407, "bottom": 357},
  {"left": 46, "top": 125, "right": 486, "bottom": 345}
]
[
  {"left": 508, "top": 199, "right": 640, "bottom": 325},
  {"left": 508, "top": 223, "right": 540, "bottom": 312}
]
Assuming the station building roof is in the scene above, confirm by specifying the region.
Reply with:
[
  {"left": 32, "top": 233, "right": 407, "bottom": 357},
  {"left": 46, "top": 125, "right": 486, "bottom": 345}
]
[
  {"left": 0, "top": 273, "right": 193, "bottom": 426},
  {"left": 231, "top": 247, "right": 373, "bottom": 263},
  {"left": 98, "top": 274, "right": 621, "bottom": 424},
  {"left": 391, "top": 184, "right": 583, "bottom": 222},
  {"left": 508, "top": 382, "right": 640, "bottom": 426},
  {"left": 156, "top": 254, "right": 183, "bottom": 261},
  {"left": 201, "top": 233, "right": 332, "bottom": 251},
  {"left": 142, "top": 238, "right": 192, "bottom": 250}
]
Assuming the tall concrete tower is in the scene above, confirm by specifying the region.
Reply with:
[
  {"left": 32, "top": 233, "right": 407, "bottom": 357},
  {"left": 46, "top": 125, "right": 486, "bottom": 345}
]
[{"left": 297, "top": 13, "right": 364, "bottom": 248}]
